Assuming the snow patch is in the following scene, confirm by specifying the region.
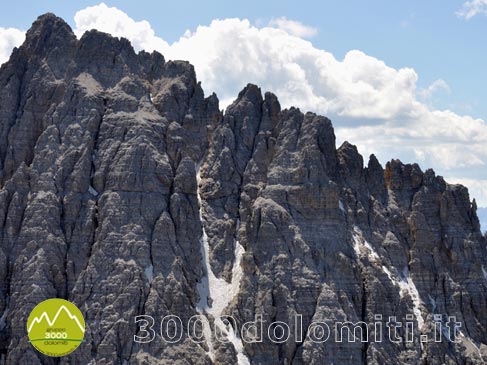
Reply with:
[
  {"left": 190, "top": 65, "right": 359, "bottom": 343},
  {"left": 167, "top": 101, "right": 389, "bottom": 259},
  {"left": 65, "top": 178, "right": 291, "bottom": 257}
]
[
  {"left": 88, "top": 185, "right": 99, "bottom": 197},
  {"left": 339, "top": 200, "right": 345, "bottom": 213},
  {"left": 482, "top": 265, "right": 487, "bottom": 281},
  {"left": 381, "top": 265, "right": 395, "bottom": 283},
  {"left": 352, "top": 227, "right": 424, "bottom": 330},
  {"left": 353, "top": 227, "right": 390, "bottom": 282},
  {"left": 0, "top": 307, "right": 8, "bottom": 331},
  {"left": 196, "top": 227, "right": 231, "bottom": 317},
  {"left": 195, "top": 163, "right": 250, "bottom": 365},
  {"left": 398, "top": 268, "right": 424, "bottom": 330},
  {"left": 149, "top": 93, "right": 153, "bottom": 103},
  {"left": 144, "top": 265, "right": 154, "bottom": 283},
  {"left": 352, "top": 226, "right": 379, "bottom": 262},
  {"left": 428, "top": 295, "right": 437, "bottom": 312}
]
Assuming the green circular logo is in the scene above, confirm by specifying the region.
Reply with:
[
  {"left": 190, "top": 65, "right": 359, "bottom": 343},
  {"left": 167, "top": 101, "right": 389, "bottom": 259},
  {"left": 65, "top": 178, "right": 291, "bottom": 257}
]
[{"left": 27, "top": 298, "right": 85, "bottom": 357}]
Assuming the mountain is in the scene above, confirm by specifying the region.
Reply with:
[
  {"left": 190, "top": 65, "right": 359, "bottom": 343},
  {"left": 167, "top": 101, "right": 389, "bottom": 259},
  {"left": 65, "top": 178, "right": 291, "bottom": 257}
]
[{"left": 0, "top": 13, "right": 486, "bottom": 365}]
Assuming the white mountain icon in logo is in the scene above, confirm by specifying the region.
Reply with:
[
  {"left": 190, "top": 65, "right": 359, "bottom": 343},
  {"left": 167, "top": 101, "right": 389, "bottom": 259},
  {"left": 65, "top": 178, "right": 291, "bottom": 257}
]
[{"left": 27, "top": 305, "right": 85, "bottom": 334}]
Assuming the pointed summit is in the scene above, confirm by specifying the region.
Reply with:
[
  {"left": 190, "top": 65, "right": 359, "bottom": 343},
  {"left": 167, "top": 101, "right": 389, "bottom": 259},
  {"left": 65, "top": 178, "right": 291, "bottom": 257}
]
[
  {"left": 28, "top": 13, "right": 73, "bottom": 36},
  {"left": 22, "top": 13, "right": 76, "bottom": 56},
  {"left": 236, "top": 83, "right": 263, "bottom": 106}
]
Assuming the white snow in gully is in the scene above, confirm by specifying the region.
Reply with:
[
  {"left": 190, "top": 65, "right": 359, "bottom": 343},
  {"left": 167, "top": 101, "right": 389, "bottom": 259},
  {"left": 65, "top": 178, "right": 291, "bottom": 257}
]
[
  {"left": 352, "top": 226, "right": 424, "bottom": 330},
  {"left": 195, "top": 163, "right": 250, "bottom": 365}
]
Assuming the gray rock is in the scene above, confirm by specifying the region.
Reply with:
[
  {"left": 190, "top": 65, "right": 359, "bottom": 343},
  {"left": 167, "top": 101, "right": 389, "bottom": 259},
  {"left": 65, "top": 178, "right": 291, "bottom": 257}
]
[{"left": 0, "top": 13, "right": 485, "bottom": 365}]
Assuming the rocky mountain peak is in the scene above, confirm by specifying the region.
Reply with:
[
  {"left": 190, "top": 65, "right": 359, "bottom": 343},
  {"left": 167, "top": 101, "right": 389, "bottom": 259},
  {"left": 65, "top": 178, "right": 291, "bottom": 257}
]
[
  {"left": 25, "top": 13, "right": 74, "bottom": 45},
  {"left": 0, "top": 13, "right": 485, "bottom": 365},
  {"left": 236, "top": 83, "right": 263, "bottom": 105},
  {"left": 21, "top": 13, "right": 76, "bottom": 61}
]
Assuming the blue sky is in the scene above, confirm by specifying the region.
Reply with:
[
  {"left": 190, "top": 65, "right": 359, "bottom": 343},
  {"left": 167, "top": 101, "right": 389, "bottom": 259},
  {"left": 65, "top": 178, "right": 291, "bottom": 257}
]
[
  {"left": 2, "top": 1, "right": 486, "bottom": 120},
  {"left": 1, "top": 1, "right": 487, "bottom": 229}
]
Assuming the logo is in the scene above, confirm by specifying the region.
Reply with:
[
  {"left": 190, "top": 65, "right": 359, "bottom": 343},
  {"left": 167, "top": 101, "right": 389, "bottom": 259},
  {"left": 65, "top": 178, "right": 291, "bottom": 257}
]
[{"left": 27, "top": 298, "right": 85, "bottom": 357}]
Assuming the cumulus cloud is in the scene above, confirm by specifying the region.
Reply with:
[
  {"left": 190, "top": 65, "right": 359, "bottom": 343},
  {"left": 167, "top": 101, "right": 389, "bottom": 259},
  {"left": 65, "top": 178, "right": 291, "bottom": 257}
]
[
  {"left": 1, "top": 3, "right": 487, "bottom": 207},
  {"left": 0, "top": 27, "right": 25, "bottom": 65},
  {"left": 74, "top": 2, "right": 169, "bottom": 52},
  {"left": 161, "top": 19, "right": 420, "bottom": 120},
  {"left": 68, "top": 3, "right": 487, "bottom": 206},
  {"left": 267, "top": 17, "right": 318, "bottom": 38},
  {"left": 456, "top": 0, "right": 487, "bottom": 19}
]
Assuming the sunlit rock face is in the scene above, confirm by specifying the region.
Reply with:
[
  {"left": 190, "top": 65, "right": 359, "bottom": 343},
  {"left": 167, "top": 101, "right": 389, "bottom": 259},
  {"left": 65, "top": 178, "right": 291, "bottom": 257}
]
[{"left": 0, "top": 13, "right": 486, "bottom": 365}]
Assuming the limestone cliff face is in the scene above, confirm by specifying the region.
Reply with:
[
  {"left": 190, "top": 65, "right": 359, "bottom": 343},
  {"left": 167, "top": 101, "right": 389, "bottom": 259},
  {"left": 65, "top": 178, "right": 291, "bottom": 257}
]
[{"left": 0, "top": 14, "right": 486, "bottom": 365}]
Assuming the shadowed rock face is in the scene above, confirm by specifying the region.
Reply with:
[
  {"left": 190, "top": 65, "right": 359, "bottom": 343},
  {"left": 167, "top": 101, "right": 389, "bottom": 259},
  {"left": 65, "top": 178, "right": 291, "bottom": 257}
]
[{"left": 0, "top": 13, "right": 486, "bottom": 365}]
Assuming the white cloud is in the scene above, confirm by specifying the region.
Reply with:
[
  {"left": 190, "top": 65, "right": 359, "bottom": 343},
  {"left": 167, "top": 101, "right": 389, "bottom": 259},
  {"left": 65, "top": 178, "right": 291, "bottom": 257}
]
[
  {"left": 73, "top": 2, "right": 169, "bottom": 52},
  {"left": 418, "top": 79, "right": 450, "bottom": 100},
  {"left": 0, "top": 27, "right": 25, "bottom": 65},
  {"left": 1, "top": 3, "right": 486, "bottom": 207},
  {"left": 268, "top": 17, "right": 318, "bottom": 38},
  {"left": 456, "top": 0, "right": 487, "bottom": 19},
  {"left": 71, "top": 4, "right": 487, "bottom": 205},
  {"left": 161, "top": 19, "right": 420, "bottom": 120}
]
